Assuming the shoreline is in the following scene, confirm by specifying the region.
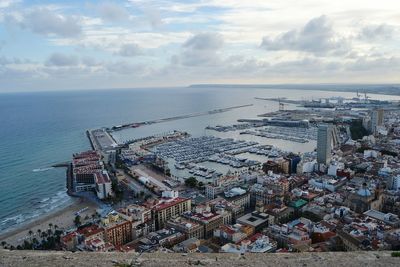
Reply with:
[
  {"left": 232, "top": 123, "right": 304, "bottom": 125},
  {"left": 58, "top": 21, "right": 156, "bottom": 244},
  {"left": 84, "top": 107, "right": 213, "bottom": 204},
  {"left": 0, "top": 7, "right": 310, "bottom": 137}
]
[{"left": 0, "top": 197, "right": 99, "bottom": 246}]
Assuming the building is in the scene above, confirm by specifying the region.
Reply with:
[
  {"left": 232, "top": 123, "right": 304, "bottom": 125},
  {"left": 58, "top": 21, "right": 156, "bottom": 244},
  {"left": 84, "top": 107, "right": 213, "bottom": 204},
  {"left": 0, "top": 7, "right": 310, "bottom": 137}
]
[
  {"left": 60, "top": 232, "right": 78, "bottom": 251},
  {"left": 207, "top": 197, "right": 244, "bottom": 223},
  {"left": 287, "top": 228, "right": 312, "bottom": 248},
  {"left": 141, "top": 228, "right": 186, "bottom": 249},
  {"left": 364, "top": 210, "right": 400, "bottom": 227},
  {"left": 172, "top": 238, "right": 201, "bottom": 253},
  {"left": 72, "top": 151, "right": 102, "bottom": 192},
  {"left": 285, "top": 154, "right": 302, "bottom": 174},
  {"left": 205, "top": 175, "right": 242, "bottom": 199},
  {"left": 221, "top": 187, "right": 251, "bottom": 210},
  {"left": 308, "top": 177, "right": 346, "bottom": 192},
  {"left": 101, "top": 211, "right": 133, "bottom": 247},
  {"left": 214, "top": 224, "right": 253, "bottom": 243},
  {"left": 166, "top": 217, "right": 204, "bottom": 239},
  {"left": 151, "top": 197, "right": 192, "bottom": 230},
  {"left": 220, "top": 234, "right": 277, "bottom": 253},
  {"left": 371, "top": 109, "right": 384, "bottom": 135},
  {"left": 317, "top": 124, "right": 333, "bottom": 165},
  {"left": 346, "top": 183, "right": 382, "bottom": 213},
  {"left": 387, "top": 175, "right": 400, "bottom": 190},
  {"left": 182, "top": 207, "right": 224, "bottom": 238},
  {"left": 95, "top": 171, "right": 112, "bottom": 199},
  {"left": 250, "top": 184, "right": 277, "bottom": 206},
  {"left": 117, "top": 204, "right": 154, "bottom": 240},
  {"left": 236, "top": 211, "right": 272, "bottom": 233}
]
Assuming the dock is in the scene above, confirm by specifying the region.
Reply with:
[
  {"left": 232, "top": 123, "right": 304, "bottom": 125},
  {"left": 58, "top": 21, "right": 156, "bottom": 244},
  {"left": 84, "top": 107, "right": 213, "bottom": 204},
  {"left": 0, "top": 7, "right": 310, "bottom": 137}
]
[{"left": 109, "top": 104, "right": 253, "bottom": 132}]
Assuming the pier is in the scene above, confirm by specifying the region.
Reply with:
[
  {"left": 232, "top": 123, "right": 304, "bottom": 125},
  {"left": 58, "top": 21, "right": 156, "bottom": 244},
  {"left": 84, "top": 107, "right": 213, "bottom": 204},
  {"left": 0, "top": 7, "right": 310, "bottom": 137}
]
[{"left": 109, "top": 104, "right": 253, "bottom": 132}]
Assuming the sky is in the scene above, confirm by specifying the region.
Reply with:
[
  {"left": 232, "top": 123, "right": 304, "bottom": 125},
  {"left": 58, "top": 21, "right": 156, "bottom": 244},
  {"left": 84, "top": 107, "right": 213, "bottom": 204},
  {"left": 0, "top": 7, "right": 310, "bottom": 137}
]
[{"left": 0, "top": 0, "right": 400, "bottom": 92}]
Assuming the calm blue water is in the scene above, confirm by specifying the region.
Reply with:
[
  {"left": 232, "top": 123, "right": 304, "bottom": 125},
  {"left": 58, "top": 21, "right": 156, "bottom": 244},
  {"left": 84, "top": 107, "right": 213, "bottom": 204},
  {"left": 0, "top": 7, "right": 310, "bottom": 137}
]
[{"left": 0, "top": 87, "right": 398, "bottom": 234}]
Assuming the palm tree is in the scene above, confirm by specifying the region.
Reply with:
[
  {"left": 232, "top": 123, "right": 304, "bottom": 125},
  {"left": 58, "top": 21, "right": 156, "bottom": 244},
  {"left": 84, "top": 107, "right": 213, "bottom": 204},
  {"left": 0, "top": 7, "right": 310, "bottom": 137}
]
[
  {"left": 41, "top": 232, "right": 47, "bottom": 240},
  {"left": 28, "top": 230, "right": 33, "bottom": 242}
]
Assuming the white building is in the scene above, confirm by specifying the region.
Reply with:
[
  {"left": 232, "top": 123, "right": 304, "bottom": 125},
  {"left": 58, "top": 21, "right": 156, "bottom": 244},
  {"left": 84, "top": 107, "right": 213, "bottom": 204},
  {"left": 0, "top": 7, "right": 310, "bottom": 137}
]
[
  {"left": 297, "top": 160, "right": 317, "bottom": 174},
  {"left": 328, "top": 162, "right": 345, "bottom": 176},
  {"left": 364, "top": 150, "right": 379, "bottom": 159},
  {"left": 95, "top": 171, "right": 112, "bottom": 199},
  {"left": 162, "top": 190, "right": 179, "bottom": 198},
  {"left": 388, "top": 175, "right": 400, "bottom": 191}
]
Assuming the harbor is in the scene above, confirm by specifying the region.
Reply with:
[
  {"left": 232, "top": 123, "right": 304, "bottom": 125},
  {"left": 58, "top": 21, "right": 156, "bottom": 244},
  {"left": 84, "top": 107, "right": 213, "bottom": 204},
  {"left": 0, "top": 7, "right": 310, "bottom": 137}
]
[{"left": 108, "top": 104, "right": 253, "bottom": 132}]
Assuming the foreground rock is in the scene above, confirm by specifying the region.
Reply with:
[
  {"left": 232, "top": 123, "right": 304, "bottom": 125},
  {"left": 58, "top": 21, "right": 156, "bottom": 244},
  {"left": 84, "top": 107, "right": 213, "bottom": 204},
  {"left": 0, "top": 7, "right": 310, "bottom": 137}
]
[{"left": 1, "top": 250, "right": 399, "bottom": 267}]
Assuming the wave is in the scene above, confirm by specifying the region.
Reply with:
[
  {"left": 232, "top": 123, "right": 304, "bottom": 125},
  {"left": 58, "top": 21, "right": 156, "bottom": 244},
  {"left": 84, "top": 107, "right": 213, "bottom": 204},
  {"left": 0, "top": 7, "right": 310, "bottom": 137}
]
[
  {"left": 0, "top": 191, "right": 73, "bottom": 234},
  {"left": 32, "top": 167, "right": 55, "bottom": 172}
]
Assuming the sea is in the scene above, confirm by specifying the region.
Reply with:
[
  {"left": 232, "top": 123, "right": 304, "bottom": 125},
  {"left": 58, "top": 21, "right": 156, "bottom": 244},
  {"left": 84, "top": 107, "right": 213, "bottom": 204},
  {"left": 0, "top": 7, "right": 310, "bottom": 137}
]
[{"left": 0, "top": 86, "right": 398, "bottom": 234}]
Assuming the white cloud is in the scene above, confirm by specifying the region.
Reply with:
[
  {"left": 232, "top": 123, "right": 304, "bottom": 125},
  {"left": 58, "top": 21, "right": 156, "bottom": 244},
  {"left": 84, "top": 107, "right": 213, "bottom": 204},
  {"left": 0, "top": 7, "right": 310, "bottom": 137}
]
[
  {"left": 0, "top": 0, "right": 20, "bottom": 9},
  {"left": 45, "top": 53, "right": 80, "bottom": 67},
  {"left": 6, "top": 7, "right": 83, "bottom": 37},
  {"left": 173, "top": 32, "right": 224, "bottom": 66},
  {"left": 261, "top": 16, "right": 351, "bottom": 56},
  {"left": 358, "top": 24, "right": 397, "bottom": 41},
  {"left": 116, "top": 43, "right": 143, "bottom": 57},
  {"left": 97, "top": 2, "right": 129, "bottom": 22}
]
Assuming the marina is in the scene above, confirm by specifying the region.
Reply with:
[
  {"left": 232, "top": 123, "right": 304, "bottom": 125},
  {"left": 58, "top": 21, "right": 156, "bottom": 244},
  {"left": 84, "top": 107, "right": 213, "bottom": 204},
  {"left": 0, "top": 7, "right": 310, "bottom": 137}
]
[
  {"left": 152, "top": 136, "right": 259, "bottom": 164},
  {"left": 239, "top": 126, "right": 317, "bottom": 143}
]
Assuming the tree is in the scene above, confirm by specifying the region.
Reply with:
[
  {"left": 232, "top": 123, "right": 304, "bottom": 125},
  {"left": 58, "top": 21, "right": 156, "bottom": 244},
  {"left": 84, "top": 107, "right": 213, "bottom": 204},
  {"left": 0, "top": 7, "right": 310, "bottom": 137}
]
[
  {"left": 1, "top": 241, "right": 7, "bottom": 248},
  {"left": 28, "top": 230, "right": 33, "bottom": 242},
  {"left": 74, "top": 215, "right": 81, "bottom": 227},
  {"left": 23, "top": 240, "right": 32, "bottom": 250},
  {"left": 185, "top": 177, "right": 198, "bottom": 188}
]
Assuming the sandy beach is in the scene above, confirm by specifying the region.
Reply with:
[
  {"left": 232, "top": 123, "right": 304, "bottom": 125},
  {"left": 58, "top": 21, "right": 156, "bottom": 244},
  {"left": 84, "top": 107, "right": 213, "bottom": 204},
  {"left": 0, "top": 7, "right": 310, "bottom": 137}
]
[{"left": 0, "top": 198, "right": 99, "bottom": 247}]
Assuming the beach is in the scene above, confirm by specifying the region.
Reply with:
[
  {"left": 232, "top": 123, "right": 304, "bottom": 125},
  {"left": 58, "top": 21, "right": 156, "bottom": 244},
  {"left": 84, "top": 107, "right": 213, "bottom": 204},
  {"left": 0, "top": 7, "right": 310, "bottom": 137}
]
[{"left": 0, "top": 198, "right": 98, "bottom": 247}]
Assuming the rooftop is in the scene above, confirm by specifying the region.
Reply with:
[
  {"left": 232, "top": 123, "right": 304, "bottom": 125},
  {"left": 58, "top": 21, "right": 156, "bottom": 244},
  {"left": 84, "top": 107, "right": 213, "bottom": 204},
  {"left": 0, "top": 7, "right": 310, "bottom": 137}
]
[
  {"left": 152, "top": 197, "right": 190, "bottom": 211},
  {"left": 95, "top": 171, "right": 111, "bottom": 184}
]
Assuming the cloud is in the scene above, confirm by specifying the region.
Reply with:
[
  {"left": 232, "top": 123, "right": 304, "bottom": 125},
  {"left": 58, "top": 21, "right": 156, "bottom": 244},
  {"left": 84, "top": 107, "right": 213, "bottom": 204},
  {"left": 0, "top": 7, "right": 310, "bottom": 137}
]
[
  {"left": 45, "top": 53, "right": 79, "bottom": 67},
  {"left": 175, "top": 32, "right": 224, "bottom": 66},
  {"left": 21, "top": 8, "right": 82, "bottom": 37},
  {"left": 106, "top": 61, "right": 148, "bottom": 75},
  {"left": 183, "top": 32, "right": 224, "bottom": 50},
  {"left": 261, "top": 15, "right": 350, "bottom": 56},
  {"left": 359, "top": 24, "right": 396, "bottom": 41},
  {"left": 81, "top": 56, "right": 102, "bottom": 67},
  {"left": 116, "top": 43, "right": 143, "bottom": 57},
  {"left": 97, "top": 2, "right": 129, "bottom": 22},
  {"left": 0, "top": 0, "right": 20, "bottom": 9}
]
